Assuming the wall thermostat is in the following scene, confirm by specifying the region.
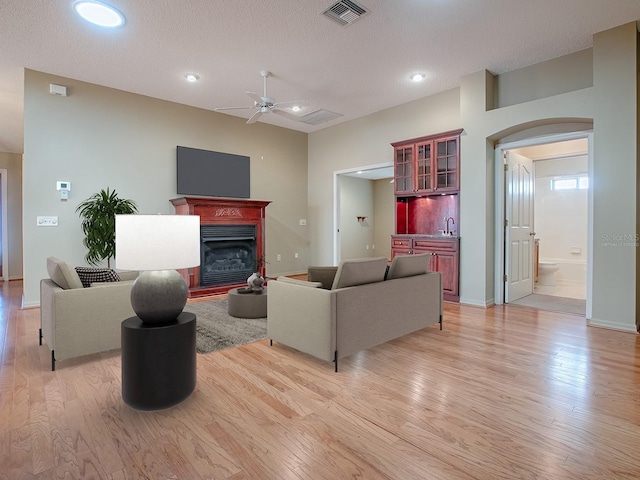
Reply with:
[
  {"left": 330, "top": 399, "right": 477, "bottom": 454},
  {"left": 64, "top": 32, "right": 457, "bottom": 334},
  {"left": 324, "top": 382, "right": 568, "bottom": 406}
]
[{"left": 57, "top": 181, "right": 71, "bottom": 200}]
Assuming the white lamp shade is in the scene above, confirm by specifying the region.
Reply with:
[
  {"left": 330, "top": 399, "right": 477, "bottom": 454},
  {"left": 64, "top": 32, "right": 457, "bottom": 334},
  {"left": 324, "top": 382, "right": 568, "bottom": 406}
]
[{"left": 115, "top": 214, "right": 200, "bottom": 271}]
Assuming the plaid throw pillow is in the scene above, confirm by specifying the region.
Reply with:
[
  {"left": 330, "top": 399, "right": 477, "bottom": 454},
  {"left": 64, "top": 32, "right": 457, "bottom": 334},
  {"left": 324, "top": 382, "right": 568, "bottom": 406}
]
[{"left": 74, "top": 267, "right": 121, "bottom": 288}]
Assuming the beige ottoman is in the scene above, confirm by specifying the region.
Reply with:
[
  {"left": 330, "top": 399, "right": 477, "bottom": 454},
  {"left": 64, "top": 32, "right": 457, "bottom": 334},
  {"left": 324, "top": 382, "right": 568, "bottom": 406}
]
[{"left": 227, "top": 287, "right": 268, "bottom": 318}]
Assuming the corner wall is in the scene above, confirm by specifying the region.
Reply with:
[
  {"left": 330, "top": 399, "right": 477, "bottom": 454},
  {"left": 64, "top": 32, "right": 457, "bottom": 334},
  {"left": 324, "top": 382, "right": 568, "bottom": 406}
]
[
  {"left": 373, "top": 178, "right": 394, "bottom": 259},
  {"left": 590, "top": 22, "right": 639, "bottom": 331},
  {"left": 23, "top": 70, "right": 308, "bottom": 306}
]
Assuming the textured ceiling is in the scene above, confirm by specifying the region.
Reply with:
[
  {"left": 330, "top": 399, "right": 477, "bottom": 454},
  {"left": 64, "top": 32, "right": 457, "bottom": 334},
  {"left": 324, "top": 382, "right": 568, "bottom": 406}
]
[{"left": 1, "top": 0, "right": 640, "bottom": 154}]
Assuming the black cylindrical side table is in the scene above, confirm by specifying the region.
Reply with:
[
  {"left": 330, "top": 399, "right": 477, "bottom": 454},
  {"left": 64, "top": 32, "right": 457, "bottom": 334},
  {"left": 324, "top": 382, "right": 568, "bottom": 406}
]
[{"left": 121, "top": 312, "right": 196, "bottom": 411}]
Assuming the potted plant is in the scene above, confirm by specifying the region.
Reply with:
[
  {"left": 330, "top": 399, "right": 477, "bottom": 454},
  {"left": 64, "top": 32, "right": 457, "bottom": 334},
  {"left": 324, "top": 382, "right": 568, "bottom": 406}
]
[{"left": 76, "top": 188, "right": 137, "bottom": 268}]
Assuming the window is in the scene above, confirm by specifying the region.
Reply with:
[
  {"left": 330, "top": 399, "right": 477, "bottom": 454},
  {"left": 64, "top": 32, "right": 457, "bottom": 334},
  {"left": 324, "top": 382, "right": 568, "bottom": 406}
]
[
  {"left": 551, "top": 176, "right": 588, "bottom": 191},
  {"left": 578, "top": 177, "right": 589, "bottom": 189}
]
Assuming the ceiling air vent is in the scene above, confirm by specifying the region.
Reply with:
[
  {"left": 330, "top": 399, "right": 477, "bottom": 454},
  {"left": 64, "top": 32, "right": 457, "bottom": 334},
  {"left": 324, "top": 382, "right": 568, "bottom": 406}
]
[
  {"left": 323, "top": 0, "right": 368, "bottom": 27},
  {"left": 300, "top": 109, "right": 344, "bottom": 126}
]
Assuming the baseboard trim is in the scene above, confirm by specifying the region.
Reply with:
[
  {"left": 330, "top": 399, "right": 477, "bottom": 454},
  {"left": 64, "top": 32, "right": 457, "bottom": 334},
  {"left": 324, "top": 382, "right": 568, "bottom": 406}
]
[
  {"left": 21, "top": 296, "right": 40, "bottom": 309},
  {"left": 460, "top": 297, "right": 495, "bottom": 308},
  {"left": 588, "top": 317, "right": 637, "bottom": 334}
]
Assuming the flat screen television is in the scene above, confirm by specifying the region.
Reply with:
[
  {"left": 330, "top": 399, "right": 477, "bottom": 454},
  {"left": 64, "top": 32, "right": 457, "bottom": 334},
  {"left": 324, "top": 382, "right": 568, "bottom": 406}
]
[{"left": 177, "top": 146, "right": 250, "bottom": 198}]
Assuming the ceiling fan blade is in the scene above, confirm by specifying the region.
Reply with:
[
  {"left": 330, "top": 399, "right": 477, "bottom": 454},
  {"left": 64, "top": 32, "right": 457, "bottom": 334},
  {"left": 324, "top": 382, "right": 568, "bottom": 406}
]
[
  {"left": 214, "top": 106, "right": 256, "bottom": 111},
  {"left": 245, "top": 92, "right": 263, "bottom": 104},
  {"left": 272, "top": 100, "right": 308, "bottom": 107},
  {"left": 272, "top": 109, "right": 301, "bottom": 122},
  {"left": 246, "top": 110, "right": 264, "bottom": 124}
]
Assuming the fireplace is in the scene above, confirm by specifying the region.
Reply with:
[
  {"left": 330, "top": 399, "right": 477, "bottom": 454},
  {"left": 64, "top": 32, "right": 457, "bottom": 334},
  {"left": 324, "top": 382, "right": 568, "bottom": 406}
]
[
  {"left": 200, "top": 225, "right": 256, "bottom": 287},
  {"left": 171, "top": 197, "right": 271, "bottom": 297}
]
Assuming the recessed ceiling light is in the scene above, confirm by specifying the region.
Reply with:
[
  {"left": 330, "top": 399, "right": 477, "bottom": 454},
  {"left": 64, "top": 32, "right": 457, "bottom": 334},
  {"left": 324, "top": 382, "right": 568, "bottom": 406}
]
[
  {"left": 73, "top": 1, "right": 125, "bottom": 27},
  {"left": 292, "top": 106, "right": 301, "bottom": 112},
  {"left": 185, "top": 74, "right": 200, "bottom": 82},
  {"left": 357, "top": 171, "right": 363, "bottom": 174},
  {"left": 410, "top": 72, "right": 426, "bottom": 82}
]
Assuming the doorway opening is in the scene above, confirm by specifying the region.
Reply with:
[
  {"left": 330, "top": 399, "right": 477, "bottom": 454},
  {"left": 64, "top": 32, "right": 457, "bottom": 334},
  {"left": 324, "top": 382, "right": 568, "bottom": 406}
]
[
  {"left": 333, "top": 163, "right": 393, "bottom": 264},
  {"left": 495, "top": 132, "right": 593, "bottom": 317}
]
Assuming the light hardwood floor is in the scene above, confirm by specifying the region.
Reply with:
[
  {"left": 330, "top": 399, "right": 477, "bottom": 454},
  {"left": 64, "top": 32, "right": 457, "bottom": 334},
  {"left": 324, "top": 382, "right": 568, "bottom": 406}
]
[{"left": 2, "top": 280, "right": 639, "bottom": 479}]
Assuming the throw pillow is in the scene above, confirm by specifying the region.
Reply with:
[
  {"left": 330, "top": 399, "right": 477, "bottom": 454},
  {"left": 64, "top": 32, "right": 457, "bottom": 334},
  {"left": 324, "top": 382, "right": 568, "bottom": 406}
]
[
  {"left": 307, "top": 266, "right": 338, "bottom": 290},
  {"left": 75, "top": 267, "right": 121, "bottom": 288},
  {"left": 46, "top": 257, "right": 84, "bottom": 289},
  {"left": 331, "top": 257, "right": 388, "bottom": 289},
  {"left": 386, "top": 253, "right": 430, "bottom": 280}
]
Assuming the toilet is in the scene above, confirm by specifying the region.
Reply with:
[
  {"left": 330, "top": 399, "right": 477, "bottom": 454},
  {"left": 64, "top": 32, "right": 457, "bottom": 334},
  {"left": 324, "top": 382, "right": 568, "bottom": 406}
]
[{"left": 538, "top": 261, "right": 559, "bottom": 285}]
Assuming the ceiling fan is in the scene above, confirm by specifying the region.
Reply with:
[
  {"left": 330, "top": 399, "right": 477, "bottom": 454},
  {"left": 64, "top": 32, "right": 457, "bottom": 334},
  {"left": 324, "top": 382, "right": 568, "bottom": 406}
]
[{"left": 214, "top": 71, "right": 304, "bottom": 124}]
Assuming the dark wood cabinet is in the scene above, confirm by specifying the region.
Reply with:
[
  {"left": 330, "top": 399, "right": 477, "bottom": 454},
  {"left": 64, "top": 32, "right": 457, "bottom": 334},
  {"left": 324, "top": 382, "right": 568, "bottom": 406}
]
[
  {"left": 392, "top": 129, "right": 462, "bottom": 196},
  {"left": 391, "top": 128, "right": 463, "bottom": 302},
  {"left": 392, "top": 236, "right": 459, "bottom": 301},
  {"left": 391, "top": 237, "right": 412, "bottom": 257}
]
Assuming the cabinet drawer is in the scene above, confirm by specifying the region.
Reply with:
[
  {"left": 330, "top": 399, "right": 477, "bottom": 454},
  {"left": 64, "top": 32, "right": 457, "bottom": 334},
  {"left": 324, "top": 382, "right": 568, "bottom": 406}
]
[
  {"left": 391, "top": 238, "right": 411, "bottom": 247},
  {"left": 414, "top": 238, "right": 459, "bottom": 252}
]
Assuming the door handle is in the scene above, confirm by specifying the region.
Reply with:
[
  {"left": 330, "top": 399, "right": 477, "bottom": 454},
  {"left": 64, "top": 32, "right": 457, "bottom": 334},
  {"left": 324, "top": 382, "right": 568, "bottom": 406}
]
[{"left": 529, "top": 232, "right": 536, "bottom": 236}]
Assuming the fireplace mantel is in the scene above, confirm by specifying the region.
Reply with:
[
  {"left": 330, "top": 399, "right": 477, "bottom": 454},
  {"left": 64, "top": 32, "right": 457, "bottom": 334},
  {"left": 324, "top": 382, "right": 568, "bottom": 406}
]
[{"left": 171, "top": 197, "right": 271, "bottom": 297}]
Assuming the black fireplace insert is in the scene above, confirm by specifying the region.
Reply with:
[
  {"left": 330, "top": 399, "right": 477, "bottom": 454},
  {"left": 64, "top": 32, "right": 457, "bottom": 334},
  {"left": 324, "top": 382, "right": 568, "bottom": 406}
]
[{"left": 200, "top": 225, "right": 256, "bottom": 287}]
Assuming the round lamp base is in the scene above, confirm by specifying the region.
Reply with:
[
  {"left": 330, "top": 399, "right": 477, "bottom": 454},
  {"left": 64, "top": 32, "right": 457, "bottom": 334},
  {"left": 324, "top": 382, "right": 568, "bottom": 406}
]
[{"left": 131, "top": 270, "right": 188, "bottom": 324}]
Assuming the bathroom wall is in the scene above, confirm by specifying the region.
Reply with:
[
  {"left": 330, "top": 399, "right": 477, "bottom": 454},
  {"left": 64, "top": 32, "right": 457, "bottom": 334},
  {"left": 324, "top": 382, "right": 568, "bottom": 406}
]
[{"left": 534, "top": 155, "right": 588, "bottom": 285}]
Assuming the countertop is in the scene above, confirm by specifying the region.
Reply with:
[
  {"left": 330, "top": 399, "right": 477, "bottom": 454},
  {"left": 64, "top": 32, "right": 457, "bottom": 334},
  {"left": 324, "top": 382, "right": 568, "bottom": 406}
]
[{"left": 392, "top": 234, "right": 460, "bottom": 239}]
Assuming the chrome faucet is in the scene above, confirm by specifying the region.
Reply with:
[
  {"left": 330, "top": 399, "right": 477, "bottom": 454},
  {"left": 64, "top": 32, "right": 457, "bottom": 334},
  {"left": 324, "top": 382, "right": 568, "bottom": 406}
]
[{"left": 445, "top": 217, "right": 455, "bottom": 235}]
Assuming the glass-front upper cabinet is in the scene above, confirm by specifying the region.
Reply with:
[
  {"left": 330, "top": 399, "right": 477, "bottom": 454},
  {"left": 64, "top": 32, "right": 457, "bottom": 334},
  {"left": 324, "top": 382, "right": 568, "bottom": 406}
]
[
  {"left": 392, "top": 129, "right": 461, "bottom": 196},
  {"left": 394, "top": 145, "right": 414, "bottom": 195},
  {"left": 415, "top": 141, "right": 433, "bottom": 193},
  {"left": 435, "top": 135, "right": 459, "bottom": 192}
]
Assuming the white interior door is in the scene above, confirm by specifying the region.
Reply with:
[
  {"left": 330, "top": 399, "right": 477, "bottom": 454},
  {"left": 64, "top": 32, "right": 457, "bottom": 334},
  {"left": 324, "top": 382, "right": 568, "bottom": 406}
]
[{"left": 504, "top": 151, "right": 534, "bottom": 302}]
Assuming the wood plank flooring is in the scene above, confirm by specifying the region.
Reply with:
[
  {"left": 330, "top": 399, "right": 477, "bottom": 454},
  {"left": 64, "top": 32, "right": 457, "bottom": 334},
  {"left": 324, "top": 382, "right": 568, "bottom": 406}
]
[{"left": 2, "top": 280, "right": 639, "bottom": 479}]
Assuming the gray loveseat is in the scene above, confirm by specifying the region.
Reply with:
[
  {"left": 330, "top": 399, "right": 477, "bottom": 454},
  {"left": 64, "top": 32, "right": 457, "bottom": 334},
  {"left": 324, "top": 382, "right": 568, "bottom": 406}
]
[
  {"left": 267, "top": 254, "right": 442, "bottom": 371},
  {"left": 40, "top": 257, "right": 138, "bottom": 370}
]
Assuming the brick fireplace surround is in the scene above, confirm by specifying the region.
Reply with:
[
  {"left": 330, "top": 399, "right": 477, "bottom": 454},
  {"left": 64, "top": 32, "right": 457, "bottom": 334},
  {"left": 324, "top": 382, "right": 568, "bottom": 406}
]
[{"left": 171, "top": 197, "right": 271, "bottom": 298}]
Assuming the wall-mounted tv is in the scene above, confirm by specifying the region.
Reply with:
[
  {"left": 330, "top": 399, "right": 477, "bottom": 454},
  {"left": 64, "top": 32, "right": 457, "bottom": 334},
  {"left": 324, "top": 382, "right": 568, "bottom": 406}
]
[{"left": 177, "top": 146, "right": 250, "bottom": 198}]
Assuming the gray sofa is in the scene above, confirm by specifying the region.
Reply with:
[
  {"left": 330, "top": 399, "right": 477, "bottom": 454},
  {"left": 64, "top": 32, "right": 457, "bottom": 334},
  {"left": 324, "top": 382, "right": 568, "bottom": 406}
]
[
  {"left": 267, "top": 254, "right": 442, "bottom": 371},
  {"left": 40, "top": 257, "right": 138, "bottom": 370}
]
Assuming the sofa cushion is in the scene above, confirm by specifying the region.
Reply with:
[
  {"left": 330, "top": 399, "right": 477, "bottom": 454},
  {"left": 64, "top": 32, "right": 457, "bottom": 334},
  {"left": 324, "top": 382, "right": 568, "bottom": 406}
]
[
  {"left": 331, "top": 257, "right": 388, "bottom": 290},
  {"left": 46, "top": 257, "right": 84, "bottom": 290},
  {"left": 75, "top": 267, "right": 121, "bottom": 288},
  {"left": 386, "top": 253, "right": 430, "bottom": 280},
  {"left": 276, "top": 276, "right": 323, "bottom": 288},
  {"left": 307, "top": 266, "right": 338, "bottom": 290}
]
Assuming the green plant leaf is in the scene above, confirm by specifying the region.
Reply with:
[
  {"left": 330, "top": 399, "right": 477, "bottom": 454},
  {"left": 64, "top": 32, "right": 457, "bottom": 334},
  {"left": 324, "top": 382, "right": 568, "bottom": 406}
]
[{"left": 76, "top": 188, "right": 137, "bottom": 267}]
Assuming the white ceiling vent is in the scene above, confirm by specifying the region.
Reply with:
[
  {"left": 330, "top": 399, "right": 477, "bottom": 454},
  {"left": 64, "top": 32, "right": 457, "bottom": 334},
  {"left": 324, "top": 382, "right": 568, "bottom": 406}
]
[
  {"left": 323, "top": 0, "right": 368, "bottom": 27},
  {"left": 300, "top": 109, "right": 344, "bottom": 125}
]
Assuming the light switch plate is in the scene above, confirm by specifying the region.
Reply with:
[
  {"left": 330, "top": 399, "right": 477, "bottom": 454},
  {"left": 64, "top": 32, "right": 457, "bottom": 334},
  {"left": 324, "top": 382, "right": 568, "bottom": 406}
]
[{"left": 37, "top": 216, "right": 58, "bottom": 226}]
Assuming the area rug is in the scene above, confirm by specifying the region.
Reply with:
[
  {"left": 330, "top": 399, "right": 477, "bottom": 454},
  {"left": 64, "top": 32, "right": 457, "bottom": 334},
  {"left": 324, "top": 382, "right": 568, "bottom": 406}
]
[
  {"left": 183, "top": 299, "right": 267, "bottom": 354},
  {"left": 510, "top": 293, "right": 586, "bottom": 316}
]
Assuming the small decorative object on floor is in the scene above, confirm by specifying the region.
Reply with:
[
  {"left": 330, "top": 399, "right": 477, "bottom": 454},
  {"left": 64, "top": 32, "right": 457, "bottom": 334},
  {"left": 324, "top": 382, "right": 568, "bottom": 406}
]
[{"left": 247, "top": 272, "right": 265, "bottom": 293}]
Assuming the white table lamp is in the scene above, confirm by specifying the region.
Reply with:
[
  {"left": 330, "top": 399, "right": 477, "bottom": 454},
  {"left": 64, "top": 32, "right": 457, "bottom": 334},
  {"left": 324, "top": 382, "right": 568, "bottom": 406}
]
[{"left": 115, "top": 214, "right": 200, "bottom": 324}]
